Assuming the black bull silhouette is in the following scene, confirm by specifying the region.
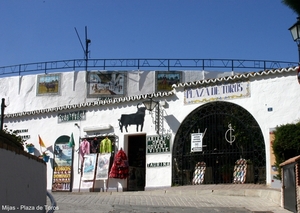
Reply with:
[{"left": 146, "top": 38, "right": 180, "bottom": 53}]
[{"left": 119, "top": 104, "right": 146, "bottom": 132}]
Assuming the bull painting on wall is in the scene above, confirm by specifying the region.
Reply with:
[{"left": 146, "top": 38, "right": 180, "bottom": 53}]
[
  {"left": 87, "top": 71, "right": 127, "bottom": 98},
  {"left": 119, "top": 103, "right": 146, "bottom": 133},
  {"left": 37, "top": 74, "right": 60, "bottom": 95},
  {"left": 156, "top": 71, "right": 181, "bottom": 92}
]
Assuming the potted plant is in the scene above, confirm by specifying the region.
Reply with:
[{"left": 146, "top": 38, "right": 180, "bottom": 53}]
[
  {"left": 40, "top": 151, "right": 50, "bottom": 162},
  {"left": 25, "top": 143, "right": 35, "bottom": 153}
]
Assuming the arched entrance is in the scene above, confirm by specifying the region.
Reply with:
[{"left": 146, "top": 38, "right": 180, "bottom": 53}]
[{"left": 172, "top": 101, "right": 266, "bottom": 185}]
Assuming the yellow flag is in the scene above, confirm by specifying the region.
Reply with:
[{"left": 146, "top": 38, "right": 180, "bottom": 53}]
[{"left": 38, "top": 135, "right": 46, "bottom": 148}]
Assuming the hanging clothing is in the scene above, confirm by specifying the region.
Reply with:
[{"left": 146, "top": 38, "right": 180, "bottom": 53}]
[
  {"left": 100, "top": 137, "right": 112, "bottom": 153},
  {"left": 79, "top": 139, "right": 90, "bottom": 162},
  {"left": 109, "top": 149, "right": 129, "bottom": 179},
  {"left": 91, "top": 138, "right": 98, "bottom": 153}
]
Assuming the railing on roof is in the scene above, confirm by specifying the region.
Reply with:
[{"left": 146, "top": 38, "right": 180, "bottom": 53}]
[{"left": 0, "top": 58, "right": 297, "bottom": 77}]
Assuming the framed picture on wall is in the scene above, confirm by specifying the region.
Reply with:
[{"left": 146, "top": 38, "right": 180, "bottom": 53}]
[
  {"left": 37, "top": 74, "right": 61, "bottom": 95},
  {"left": 87, "top": 71, "right": 127, "bottom": 98},
  {"left": 156, "top": 71, "right": 182, "bottom": 92}
]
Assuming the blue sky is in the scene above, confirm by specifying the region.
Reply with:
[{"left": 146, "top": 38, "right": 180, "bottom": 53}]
[{"left": 0, "top": 0, "right": 299, "bottom": 67}]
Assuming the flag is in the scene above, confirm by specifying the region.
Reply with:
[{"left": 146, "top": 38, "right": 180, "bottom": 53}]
[
  {"left": 68, "top": 133, "right": 75, "bottom": 147},
  {"left": 38, "top": 135, "right": 46, "bottom": 147}
]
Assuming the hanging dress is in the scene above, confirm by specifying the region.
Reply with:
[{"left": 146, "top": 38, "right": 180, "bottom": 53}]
[
  {"left": 109, "top": 149, "right": 129, "bottom": 179},
  {"left": 79, "top": 139, "right": 90, "bottom": 162}
]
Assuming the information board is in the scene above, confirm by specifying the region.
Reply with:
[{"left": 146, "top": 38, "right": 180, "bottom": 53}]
[{"left": 191, "top": 133, "right": 203, "bottom": 152}]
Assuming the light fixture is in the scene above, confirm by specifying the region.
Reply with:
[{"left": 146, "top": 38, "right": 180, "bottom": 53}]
[
  {"left": 289, "top": 17, "right": 300, "bottom": 83},
  {"left": 142, "top": 98, "right": 158, "bottom": 111},
  {"left": 143, "top": 98, "right": 160, "bottom": 134}
]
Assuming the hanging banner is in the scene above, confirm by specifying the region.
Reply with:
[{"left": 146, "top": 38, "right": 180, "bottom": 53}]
[
  {"left": 191, "top": 133, "right": 203, "bottom": 152},
  {"left": 184, "top": 81, "right": 250, "bottom": 104},
  {"left": 52, "top": 136, "right": 74, "bottom": 192},
  {"left": 82, "top": 154, "right": 97, "bottom": 181}
]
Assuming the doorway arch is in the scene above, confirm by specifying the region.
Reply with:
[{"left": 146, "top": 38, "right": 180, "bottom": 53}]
[{"left": 172, "top": 101, "right": 265, "bottom": 185}]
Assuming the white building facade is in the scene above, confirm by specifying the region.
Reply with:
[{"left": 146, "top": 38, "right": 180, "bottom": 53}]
[{"left": 0, "top": 66, "right": 298, "bottom": 191}]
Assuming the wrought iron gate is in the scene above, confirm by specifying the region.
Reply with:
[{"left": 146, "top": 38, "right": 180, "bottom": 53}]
[{"left": 172, "top": 101, "right": 266, "bottom": 185}]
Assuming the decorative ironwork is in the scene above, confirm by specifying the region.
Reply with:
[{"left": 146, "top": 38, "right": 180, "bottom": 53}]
[
  {"left": 0, "top": 59, "right": 297, "bottom": 77},
  {"left": 225, "top": 123, "right": 235, "bottom": 145},
  {"left": 172, "top": 101, "right": 266, "bottom": 185},
  {"left": 155, "top": 103, "right": 164, "bottom": 135}
]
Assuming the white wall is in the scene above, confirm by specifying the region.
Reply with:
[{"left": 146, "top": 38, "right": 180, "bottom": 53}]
[
  {"left": 0, "top": 144, "right": 46, "bottom": 212},
  {"left": 1, "top": 68, "right": 298, "bottom": 190}
]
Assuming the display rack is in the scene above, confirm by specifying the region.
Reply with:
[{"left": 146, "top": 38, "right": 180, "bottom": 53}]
[
  {"left": 233, "top": 158, "right": 247, "bottom": 184},
  {"left": 192, "top": 161, "right": 206, "bottom": 185}
]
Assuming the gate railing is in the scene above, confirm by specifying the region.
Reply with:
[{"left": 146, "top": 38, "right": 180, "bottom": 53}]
[{"left": 0, "top": 58, "right": 297, "bottom": 77}]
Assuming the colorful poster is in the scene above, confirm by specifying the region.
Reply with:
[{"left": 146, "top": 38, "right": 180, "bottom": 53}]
[
  {"left": 52, "top": 136, "right": 74, "bottom": 192},
  {"left": 87, "top": 71, "right": 127, "bottom": 98},
  {"left": 37, "top": 74, "right": 60, "bottom": 95},
  {"left": 156, "top": 71, "right": 181, "bottom": 92},
  {"left": 96, "top": 154, "right": 111, "bottom": 180},
  {"left": 82, "top": 154, "right": 97, "bottom": 181}
]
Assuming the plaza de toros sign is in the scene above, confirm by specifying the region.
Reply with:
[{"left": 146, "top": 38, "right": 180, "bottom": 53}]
[{"left": 184, "top": 81, "right": 250, "bottom": 104}]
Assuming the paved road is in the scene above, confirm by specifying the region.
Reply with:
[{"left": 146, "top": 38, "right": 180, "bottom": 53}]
[{"left": 47, "top": 185, "right": 293, "bottom": 213}]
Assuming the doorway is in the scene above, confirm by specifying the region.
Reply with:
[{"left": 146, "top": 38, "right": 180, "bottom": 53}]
[{"left": 127, "top": 134, "right": 146, "bottom": 191}]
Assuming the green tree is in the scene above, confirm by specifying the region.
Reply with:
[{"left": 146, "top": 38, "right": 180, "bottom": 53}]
[
  {"left": 282, "top": 0, "right": 300, "bottom": 16},
  {"left": 273, "top": 121, "right": 300, "bottom": 179}
]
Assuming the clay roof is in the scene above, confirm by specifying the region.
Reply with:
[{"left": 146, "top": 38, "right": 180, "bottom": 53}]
[{"left": 280, "top": 155, "right": 300, "bottom": 166}]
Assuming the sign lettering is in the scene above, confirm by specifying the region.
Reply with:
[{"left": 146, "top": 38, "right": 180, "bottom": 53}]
[
  {"left": 147, "top": 162, "right": 170, "bottom": 167},
  {"left": 58, "top": 110, "right": 86, "bottom": 123},
  {"left": 184, "top": 81, "right": 250, "bottom": 104},
  {"left": 146, "top": 134, "right": 171, "bottom": 154}
]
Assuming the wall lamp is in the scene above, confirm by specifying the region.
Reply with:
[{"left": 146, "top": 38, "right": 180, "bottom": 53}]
[
  {"left": 289, "top": 17, "right": 300, "bottom": 83},
  {"left": 289, "top": 17, "right": 300, "bottom": 47},
  {"left": 142, "top": 98, "right": 158, "bottom": 111},
  {"left": 142, "top": 98, "right": 160, "bottom": 134}
]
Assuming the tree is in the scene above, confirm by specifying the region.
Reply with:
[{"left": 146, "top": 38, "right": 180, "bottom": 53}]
[
  {"left": 272, "top": 121, "right": 300, "bottom": 179},
  {"left": 282, "top": 0, "right": 300, "bottom": 16}
]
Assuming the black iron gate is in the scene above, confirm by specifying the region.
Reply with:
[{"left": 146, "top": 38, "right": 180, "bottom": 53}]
[
  {"left": 172, "top": 101, "right": 266, "bottom": 185},
  {"left": 283, "top": 163, "right": 297, "bottom": 213}
]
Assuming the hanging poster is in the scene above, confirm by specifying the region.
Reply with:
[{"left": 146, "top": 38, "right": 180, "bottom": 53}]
[
  {"left": 96, "top": 153, "right": 111, "bottom": 180},
  {"left": 82, "top": 154, "right": 97, "bottom": 181},
  {"left": 52, "top": 135, "right": 74, "bottom": 192}
]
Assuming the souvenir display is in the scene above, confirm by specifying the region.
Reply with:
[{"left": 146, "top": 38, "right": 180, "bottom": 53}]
[
  {"left": 233, "top": 158, "right": 247, "bottom": 184},
  {"left": 192, "top": 161, "right": 206, "bottom": 184}
]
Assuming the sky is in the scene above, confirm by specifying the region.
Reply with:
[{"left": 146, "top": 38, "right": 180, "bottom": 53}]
[{"left": 0, "top": 0, "right": 299, "bottom": 67}]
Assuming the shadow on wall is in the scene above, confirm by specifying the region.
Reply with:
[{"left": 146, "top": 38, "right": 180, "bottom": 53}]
[{"left": 164, "top": 114, "right": 181, "bottom": 133}]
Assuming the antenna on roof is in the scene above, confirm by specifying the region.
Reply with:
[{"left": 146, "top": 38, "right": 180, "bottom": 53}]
[{"left": 74, "top": 26, "right": 91, "bottom": 71}]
